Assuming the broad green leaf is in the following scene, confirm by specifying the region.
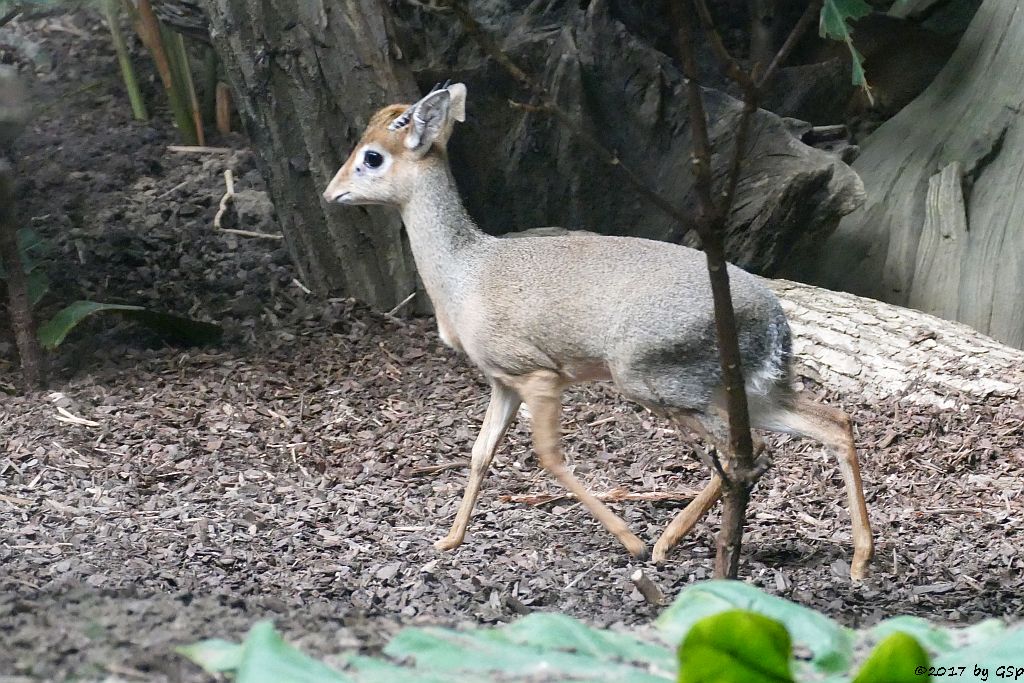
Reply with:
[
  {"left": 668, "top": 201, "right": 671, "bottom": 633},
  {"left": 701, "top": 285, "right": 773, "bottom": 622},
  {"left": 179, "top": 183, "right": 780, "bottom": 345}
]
[
  {"left": 177, "top": 582, "right": 1024, "bottom": 683},
  {"left": 235, "top": 621, "right": 351, "bottom": 683},
  {"left": 677, "top": 610, "right": 794, "bottom": 683},
  {"left": 174, "top": 638, "right": 242, "bottom": 674},
  {"left": 0, "top": 228, "right": 45, "bottom": 279},
  {"left": 848, "top": 44, "right": 868, "bottom": 87},
  {"left": 657, "top": 581, "right": 852, "bottom": 674},
  {"left": 951, "top": 618, "right": 1007, "bottom": 650},
  {"left": 342, "top": 654, "right": 499, "bottom": 683},
  {"left": 0, "top": 268, "right": 47, "bottom": 307},
  {"left": 936, "top": 624, "right": 1024, "bottom": 666},
  {"left": 384, "top": 626, "right": 670, "bottom": 681},
  {"left": 37, "top": 300, "right": 222, "bottom": 350},
  {"left": 497, "top": 612, "right": 676, "bottom": 671},
  {"left": 852, "top": 632, "right": 930, "bottom": 683},
  {"left": 869, "top": 616, "right": 953, "bottom": 653},
  {"left": 16, "top": 227, "right": 44, "bottom": 256},
  {"left": 820, "top": 0, "right": 872, "bottom": 87},
  {"left": 176, "top": 624, "right": 351, "bottom": 682}
]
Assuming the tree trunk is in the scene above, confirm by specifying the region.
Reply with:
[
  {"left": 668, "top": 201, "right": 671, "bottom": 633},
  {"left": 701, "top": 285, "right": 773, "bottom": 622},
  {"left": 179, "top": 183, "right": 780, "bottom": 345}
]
[
  {"left": 201, "top": 0, "right": 863, "bottom": 310},
  {"left": 782, "top": 0, "right": 1024, "bottom": 349},
  {"left": 202, "top": 0, "right": 422, "bottom": 310},
  {"left": 0, "top": 162, "right": 46, "bottom": 389}
]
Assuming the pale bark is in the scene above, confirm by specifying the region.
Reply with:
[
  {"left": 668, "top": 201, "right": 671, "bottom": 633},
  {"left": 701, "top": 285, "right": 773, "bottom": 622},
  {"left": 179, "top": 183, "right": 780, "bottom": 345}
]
[
  {"left": 784, "top": 0, "right": 1024, "bottom": 348},
  {"left": 768, "top": 279, "right": 1022, "bottom": 410}
]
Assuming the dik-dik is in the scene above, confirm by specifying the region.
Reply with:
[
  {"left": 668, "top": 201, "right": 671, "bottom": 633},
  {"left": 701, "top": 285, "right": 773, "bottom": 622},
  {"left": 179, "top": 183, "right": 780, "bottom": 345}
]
[{"left": 323, "top": 83, "right": 874, "bottom": 580}]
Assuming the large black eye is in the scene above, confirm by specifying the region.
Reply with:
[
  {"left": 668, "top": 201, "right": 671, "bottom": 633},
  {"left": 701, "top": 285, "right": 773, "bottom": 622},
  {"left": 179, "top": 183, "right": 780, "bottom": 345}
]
[{"left": 363, "top": 150, "right": 384, "bottom": 169}]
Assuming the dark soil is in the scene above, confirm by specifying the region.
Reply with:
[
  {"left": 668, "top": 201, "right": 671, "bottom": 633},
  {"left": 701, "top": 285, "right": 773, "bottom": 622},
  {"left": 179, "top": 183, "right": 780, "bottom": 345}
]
[{"left": 2, "top": 12, "right": 1023, "bottom": 683}]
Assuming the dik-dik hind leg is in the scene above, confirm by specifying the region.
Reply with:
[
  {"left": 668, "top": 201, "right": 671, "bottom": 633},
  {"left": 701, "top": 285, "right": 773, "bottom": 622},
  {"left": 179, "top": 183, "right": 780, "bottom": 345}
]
[
  {"left": 653, "top": 474, "right": 723, "bottom": 564},
  {"left": 508, "top": 370, "right": 648, "bottom": 559},
  {"left": 435, "top": 381, "right": 520, "bottom": 551},
  {"left": 760, "top": 397, "right": 874, "bottom": 581},
  {"left": 652, "top": 414, "right": 764, "bottom": 564}
]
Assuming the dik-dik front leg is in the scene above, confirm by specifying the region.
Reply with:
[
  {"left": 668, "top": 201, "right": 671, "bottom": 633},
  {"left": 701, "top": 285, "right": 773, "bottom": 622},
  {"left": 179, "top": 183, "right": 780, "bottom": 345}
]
[
  {"left": 509, "top": 370, "right": 648, "bottom": 559},
  {"left": 435, "top": 381, "right": 520, "bottom": 551}
]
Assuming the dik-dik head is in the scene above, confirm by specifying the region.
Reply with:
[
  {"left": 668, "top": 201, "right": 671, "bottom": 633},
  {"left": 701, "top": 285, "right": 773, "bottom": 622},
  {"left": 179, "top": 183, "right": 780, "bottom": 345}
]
[{"left": 322, "top": 82, "right": 467, "bottom": 207}]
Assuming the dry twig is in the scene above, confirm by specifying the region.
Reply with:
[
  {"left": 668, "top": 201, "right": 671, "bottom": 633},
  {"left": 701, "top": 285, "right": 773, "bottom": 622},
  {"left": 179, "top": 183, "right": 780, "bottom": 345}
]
[
  {"left": 213, "top": 169, "right": 284, "bottom": 240},
  {"left": 167, "top": 145, "right": 233, "bottom": 154},
  {"left": 630, "top": 569, "right": 666, "bottom": 606},
  {"left": 499, "top": 487, "right": 701, "bottom": 506}
]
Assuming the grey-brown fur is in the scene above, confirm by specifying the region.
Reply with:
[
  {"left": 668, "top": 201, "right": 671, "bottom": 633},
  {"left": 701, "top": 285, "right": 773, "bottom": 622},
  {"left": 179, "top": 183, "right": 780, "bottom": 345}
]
[
  {"left": 401, "top": 162, "right": 792, "bottom": 410},
  {"left": 323, "top": 83, "right": 873, "bottom": 579}
]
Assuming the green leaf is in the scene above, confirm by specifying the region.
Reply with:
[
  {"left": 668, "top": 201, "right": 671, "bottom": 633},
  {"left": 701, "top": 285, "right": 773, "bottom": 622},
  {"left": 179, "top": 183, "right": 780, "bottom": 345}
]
[
  {"left": 176, "top": 583, "right": 1024, "bottom": 683},
  {"left": 497, "top": 612, "right": 676, "bottom": 671},
  {"left": 384, "top": 624, "right": 670, "bottom": 681},
  {"left": 869, "top": 616, "right": 953, "bottom": 653},
  {"left": 16, "top": 227, "right": 44, "bottom": 257},
  {"left": 820, "top": 0, "right": 871, "bottom": 87},
  {"left": 819, "top": 0, "right": 872, "bottom": 41},
  {"left": 177, "top": 623, "right": 354, "bottom": 682},
  {"left": 852, "top": 632, "right": 930, "bottom": 683},
  {"left": 847, "top": 44, "right": 868, "bottom": 88},
  {"left": 936, "top": 624, "right": 1024, "bottom": 666},
  {"left": 37, "top": 300, "right": 222, "bottom": 350},
  {"left": 657, "top": 581, "right": 852, "bottom": 674},
  {"left": 677, "top": 610, "right": 794, "bottom": 683},
  {"left": 0, "top": 228, "right": 46, "bottom": 279},
  {"left": 174, "top": 639, "right": 242, "bottom": 674},
  {"left": 342, "top": 655, "right": 485, "bottom": 683},
  {"left": 235, "top": 621, "right": 351, "bottom": 683}
]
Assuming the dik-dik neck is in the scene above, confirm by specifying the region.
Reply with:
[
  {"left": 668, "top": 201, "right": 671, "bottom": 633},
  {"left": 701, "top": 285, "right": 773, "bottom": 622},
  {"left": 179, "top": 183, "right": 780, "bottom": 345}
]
[{"left": 399, "top": 160, "right": 491, "bottom": 309}]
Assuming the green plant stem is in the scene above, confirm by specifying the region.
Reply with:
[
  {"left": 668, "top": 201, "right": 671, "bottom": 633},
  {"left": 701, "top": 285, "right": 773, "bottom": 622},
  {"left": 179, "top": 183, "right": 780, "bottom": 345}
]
[
  {"left": 136, "top": 0, "right": 197, "bottom": 145},
  {"left": 167, "top": 29, "right": 205, "bottom": 145},
  {"left": 103, "top": 0, "right": 148, "bottom": 121},
  {"left": 159, "top": 23, "right": 198, "bottom": 144}
]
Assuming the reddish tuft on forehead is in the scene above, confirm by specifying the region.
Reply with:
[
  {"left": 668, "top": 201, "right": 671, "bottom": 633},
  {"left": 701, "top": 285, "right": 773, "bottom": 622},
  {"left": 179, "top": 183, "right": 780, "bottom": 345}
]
[{"left": 368, "top": 104, "right": 411, "bottom": 131}]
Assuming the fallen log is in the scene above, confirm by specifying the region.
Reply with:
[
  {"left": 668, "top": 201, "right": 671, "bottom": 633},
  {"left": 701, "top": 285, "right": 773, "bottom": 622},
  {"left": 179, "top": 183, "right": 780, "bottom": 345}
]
[{"left": 768, "top": 279, "right": 1022, "bottom": 409}]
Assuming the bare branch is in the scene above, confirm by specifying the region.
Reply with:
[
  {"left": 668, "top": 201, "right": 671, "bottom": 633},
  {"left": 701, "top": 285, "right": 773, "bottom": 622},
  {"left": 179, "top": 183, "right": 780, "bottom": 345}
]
[
  {"left": 668, "top": 1, "right": 719, "bottom": 231},
  {"left": 668, "top": 0, "right": 758, "bottom": 580},
  {"left": 757, "top": 0, "right": 823, "bottom": 90},
  {"left": 693, "top": 0, "right": 752, "bottom": 90}
]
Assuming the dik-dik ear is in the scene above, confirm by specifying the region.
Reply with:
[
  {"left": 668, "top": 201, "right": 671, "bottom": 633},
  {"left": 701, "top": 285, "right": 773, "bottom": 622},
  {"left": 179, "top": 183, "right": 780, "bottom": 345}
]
[{"left": 405, "top": 82, "right": 467, "bottom": 156}]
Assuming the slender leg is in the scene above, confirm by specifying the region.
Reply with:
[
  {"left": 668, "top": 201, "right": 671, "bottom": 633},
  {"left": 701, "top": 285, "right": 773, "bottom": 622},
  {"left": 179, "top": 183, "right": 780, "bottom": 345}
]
[
  {"left": 510, "top": 370, "right": 647, "bottom": 559},
  {"left": 653, "top": 475, "right": 722, "bottom": 564},
  {"left": 755, "top": 397, "right": 874, "bottom": 581},
  {"left": 652, "top": 413, "right": 764, "bottom": 563},
  {"left": 783, "top": 398, "right": 874, "bottom": 580},
  {"left": 435, "top": 381, "right": 520, "bottom": 551}
]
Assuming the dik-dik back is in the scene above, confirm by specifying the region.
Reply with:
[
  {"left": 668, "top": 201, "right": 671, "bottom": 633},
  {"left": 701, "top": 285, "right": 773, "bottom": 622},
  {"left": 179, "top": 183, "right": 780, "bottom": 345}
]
[
  {"left": 465, "top": 233, "right": 792, "bottom": 405},
  {"left": 323, "top": 82, "right": 873, "bottom": 580}
]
